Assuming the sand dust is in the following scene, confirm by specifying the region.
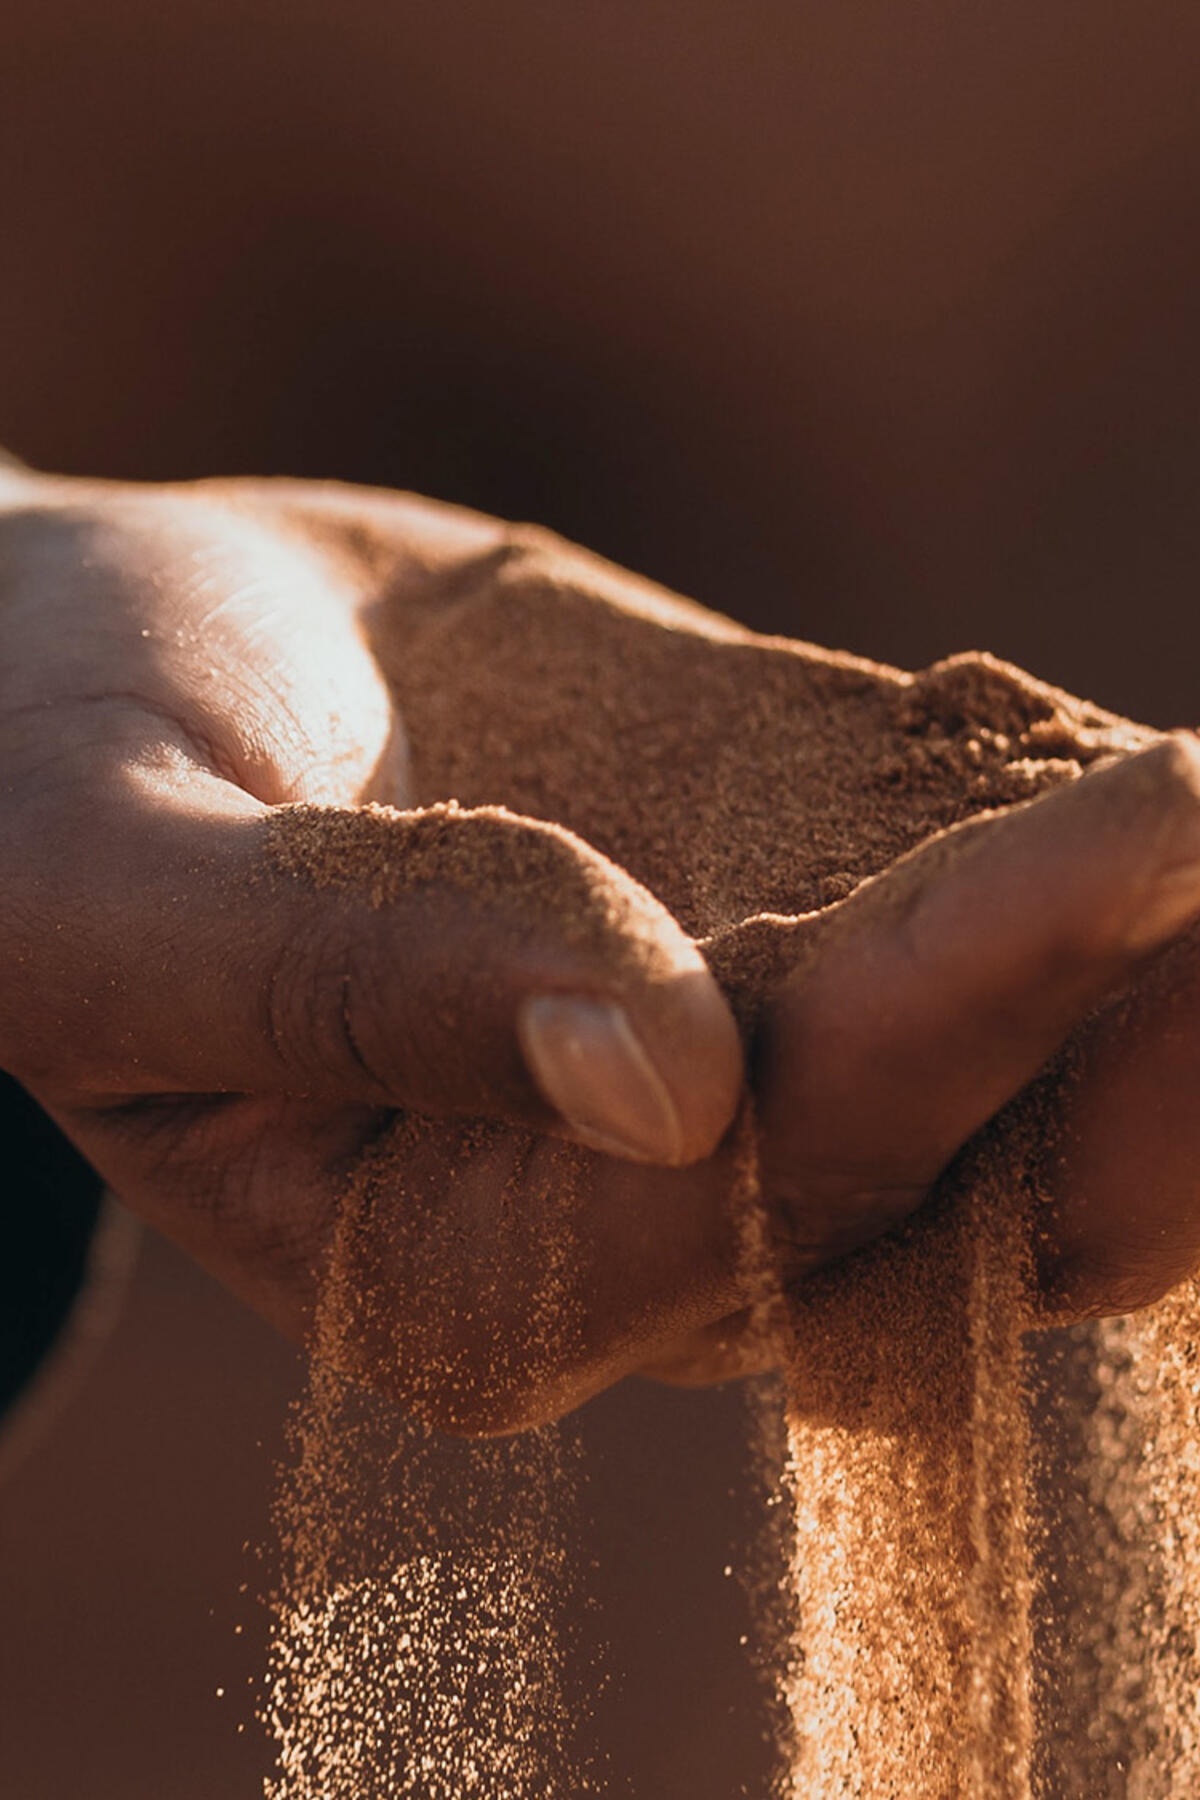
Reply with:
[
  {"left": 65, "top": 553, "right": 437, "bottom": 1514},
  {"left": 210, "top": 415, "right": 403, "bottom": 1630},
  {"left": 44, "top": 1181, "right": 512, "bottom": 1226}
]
[
  {"left": 265, "top": 1118, "right": 597, "bottom": 1797},
  {"left": 265, "top": 528, "right": 1200, "bottom": 1796}
]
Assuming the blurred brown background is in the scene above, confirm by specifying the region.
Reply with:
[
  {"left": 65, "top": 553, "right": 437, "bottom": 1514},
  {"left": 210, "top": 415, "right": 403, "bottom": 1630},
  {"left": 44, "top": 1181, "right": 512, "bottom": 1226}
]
[{"left": 3, "top": 3, "right": 1200, "bottom": 1795}]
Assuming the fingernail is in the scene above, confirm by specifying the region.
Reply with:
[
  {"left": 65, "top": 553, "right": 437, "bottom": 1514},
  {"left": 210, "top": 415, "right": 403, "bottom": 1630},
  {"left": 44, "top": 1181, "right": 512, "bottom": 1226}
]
[
  {"left": 517, "top": 994, "right": 685, "bottom": 1164},
  {"left": 1127, "top": 858, "right": 1200, "bottom": 954}
]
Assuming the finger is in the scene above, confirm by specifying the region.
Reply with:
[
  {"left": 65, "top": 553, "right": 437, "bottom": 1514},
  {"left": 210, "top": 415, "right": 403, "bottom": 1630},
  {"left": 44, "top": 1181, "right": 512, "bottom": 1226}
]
[
  {"left": 1032, "top": 925, "right": 1200, "bottom": 1317},
  {"left": 52, "top": 1093, "right": 752, "bottom": 1434},
  {"left": 758, "top": 734, "right": 1200, "bottom": 1256},
  {"left": 338, "top": 1128, "right": 753, "bottom": 1431},
  {"left": 19, "top": 778, "right": 742, "bottom": 1167},
  {"left": 635, "top": 1309, "right": 781, "bottom": 1389},
  {"left": 368, "top": 1120, "right": 761, "bottom": 1425}
]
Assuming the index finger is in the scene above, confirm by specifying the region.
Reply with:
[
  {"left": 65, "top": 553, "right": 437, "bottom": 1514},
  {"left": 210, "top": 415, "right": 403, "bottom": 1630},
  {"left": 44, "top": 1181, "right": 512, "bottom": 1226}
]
[{"left": 756, "top": 735, "right": 1200, "bottom": 1261}]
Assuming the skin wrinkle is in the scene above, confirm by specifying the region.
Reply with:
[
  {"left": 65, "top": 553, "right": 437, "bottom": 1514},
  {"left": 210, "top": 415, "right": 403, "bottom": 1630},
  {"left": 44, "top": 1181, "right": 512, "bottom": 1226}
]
[{"left": 260, "top": 918, "right": 382, "bottom": 1102}]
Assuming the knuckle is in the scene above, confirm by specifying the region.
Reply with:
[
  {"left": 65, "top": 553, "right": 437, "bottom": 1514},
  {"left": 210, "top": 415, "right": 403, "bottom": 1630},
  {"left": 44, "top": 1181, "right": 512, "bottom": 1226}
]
[
  {"left": 339, "top": 941, "right": 429, "bottom": 1102},
  {"left": 1039, "top": 1245, "right": 1183, "bottom": 1323},
  {"left": 490, "top": 521, "right": 619, "bottom": 603},
  {"left": 1149, "top": 731, "right": 1200, "bottom": 805},
  {"left": 762, "top": 1153, "right": 927, "bottom": 1270},
  {"left": 496, "top": 520, "right": 571, "bottom": 567},
  {"left": 261, "top": 923, "right": 391, "bottom": 1100}
]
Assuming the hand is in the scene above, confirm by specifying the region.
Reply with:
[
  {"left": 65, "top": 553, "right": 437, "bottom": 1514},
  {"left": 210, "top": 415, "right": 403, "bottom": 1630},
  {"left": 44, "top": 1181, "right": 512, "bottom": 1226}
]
[
  {"left": 0, "top": 471, "right": 748, "bottom": 1430},
  {"left": 3, "top": 468, "right": 1200, "bottom": 1433},
  {"left": 644, "top": 739, "right": 1200, "bottom": 1384}
]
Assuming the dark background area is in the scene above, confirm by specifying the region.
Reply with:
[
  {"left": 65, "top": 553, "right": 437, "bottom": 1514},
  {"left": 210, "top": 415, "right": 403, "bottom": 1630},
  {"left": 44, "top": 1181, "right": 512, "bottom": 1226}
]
[{"left": 2, "top": 3, "right": 1200, "bottom": 1795}]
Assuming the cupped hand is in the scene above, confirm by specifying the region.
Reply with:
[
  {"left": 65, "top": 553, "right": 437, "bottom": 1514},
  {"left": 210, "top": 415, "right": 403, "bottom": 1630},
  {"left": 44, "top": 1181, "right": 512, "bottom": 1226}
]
[
  {"left": 0, "top": 471, "right": 746, "bottom": 1425},
  {"left": 646, "top": 737, "right": 1200, "bottom": 1386},
  {"left": 3, "top": 466, "right": 1200, "bottom": 1432}
]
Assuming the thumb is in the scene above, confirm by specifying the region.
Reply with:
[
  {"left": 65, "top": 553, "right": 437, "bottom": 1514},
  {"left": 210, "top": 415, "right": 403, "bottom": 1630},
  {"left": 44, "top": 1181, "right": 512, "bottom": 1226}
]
[
  {"left": 24, "top": 785, "right": 743, "bottom": 1166},
  {"left": 757, "top": 734, "right": 1200, "bottom": 1255}
]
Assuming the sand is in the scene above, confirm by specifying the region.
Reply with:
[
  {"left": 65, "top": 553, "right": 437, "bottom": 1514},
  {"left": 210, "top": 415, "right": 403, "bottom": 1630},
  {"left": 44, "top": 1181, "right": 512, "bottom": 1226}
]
[{"left": 264, "top": 528, "right": 1200, "bottom": 1796}]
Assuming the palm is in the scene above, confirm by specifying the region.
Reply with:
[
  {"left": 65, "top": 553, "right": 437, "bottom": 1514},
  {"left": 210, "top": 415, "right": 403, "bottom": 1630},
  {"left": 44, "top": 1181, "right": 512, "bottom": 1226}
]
[{"left": 4, "top": 472, "right": 1200, "bottom": 1432}]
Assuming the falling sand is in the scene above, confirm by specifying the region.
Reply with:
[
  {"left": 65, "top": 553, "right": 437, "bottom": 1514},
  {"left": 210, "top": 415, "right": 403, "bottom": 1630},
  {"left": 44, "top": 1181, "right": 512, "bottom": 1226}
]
[
  {"left": 265, "top": 526, "right": 1200, "bottom": 1796},
  {"left": 264, "top": 1115, "right": 594, "bottom": 1798}
]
